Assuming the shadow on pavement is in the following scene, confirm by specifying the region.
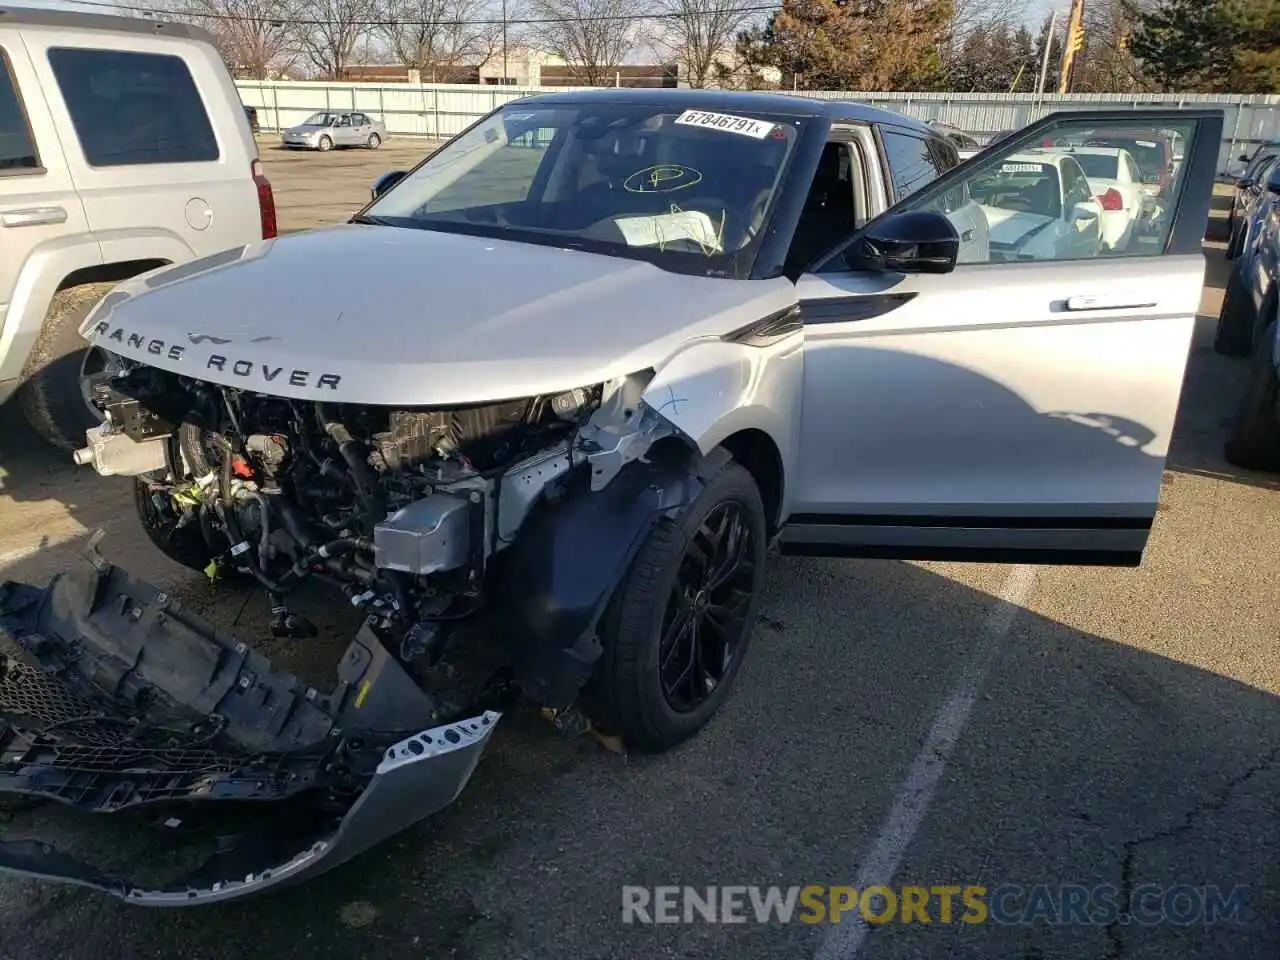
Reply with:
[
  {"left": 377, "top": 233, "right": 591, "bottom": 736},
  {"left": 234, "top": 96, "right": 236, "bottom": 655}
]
[
  {"left": 0, "top": 339, "right": 1272, "bottom": 957},
  {"left": 0, "top": 557, "right": 1275, "bottom": 959}
]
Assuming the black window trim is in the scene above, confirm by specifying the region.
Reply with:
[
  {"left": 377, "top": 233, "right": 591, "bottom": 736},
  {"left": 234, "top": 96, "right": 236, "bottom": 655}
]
[
  {"left": 0, "top": 45, "right": 45, "bottom": 177},
  {"left": 807, "top": 127, "right": 874, "bottom": 275},
  {"left": 46, "top": 45, "right": 221, "bottom": 169}
]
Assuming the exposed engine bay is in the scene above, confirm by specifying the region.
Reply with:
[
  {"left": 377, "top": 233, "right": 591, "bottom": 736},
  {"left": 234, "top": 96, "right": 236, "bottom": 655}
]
[{"left": 0, "top": 360, "right": 710, "bottom": 903}]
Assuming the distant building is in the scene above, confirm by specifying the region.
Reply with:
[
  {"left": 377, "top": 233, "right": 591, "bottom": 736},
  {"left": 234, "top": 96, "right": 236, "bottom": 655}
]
[
  {"left": 692, "top": 47, "right": 782, "bottom": 89},
  {"left": 476, "top": 45, "right": 565, "bottom": 87},
  {"left": 340, "top": 64, "right": 480, "bottom": 84},
  {"left": 540, "top": 63, "right": 679, "bottom": 88},
  {"left": 333, "top": 48, "right": 693, "bottom": 89}
]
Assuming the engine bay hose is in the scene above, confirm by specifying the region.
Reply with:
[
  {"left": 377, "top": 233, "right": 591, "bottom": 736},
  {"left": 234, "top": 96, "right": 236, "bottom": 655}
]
[{"left": 316, "top": 404, "right": 387, "bottom": 532}]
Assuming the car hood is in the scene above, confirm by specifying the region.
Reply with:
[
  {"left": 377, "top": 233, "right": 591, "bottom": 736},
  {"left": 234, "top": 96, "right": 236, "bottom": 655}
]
[
  {"left": 285, "top": 125, "right": 325, "bottom": 134},
  {"left": 83, "top": 225, "right": 793, "bottom": 406},
  {"left": 981, "top": 206, "right": 1056, "bottom": 247}
]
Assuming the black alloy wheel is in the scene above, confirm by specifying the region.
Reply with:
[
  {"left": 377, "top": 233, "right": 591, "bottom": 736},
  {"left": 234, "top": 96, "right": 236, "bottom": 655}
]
[
  {"left": 586, "top": 460, "right": 767, "bottom": 752},
  {"left": 659, "top": 501, "right": 756, "bottom": 713}
]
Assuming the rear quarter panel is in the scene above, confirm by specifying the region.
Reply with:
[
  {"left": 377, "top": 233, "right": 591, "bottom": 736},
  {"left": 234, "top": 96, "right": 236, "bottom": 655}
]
[{"left": 20, "top": 26, "right": 260, "bottom": 261}]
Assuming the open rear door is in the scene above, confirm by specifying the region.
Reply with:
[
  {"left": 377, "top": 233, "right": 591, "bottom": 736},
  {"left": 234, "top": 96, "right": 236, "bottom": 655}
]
[{"left": 781, "top": 109, "right": 1223, "bottom": 565}]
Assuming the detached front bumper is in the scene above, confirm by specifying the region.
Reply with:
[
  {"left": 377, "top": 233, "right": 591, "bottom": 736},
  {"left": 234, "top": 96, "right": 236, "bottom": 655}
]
[
  {"left": 0, "top": 552, "right": 499, "bottom": 906},
  {"left": 0, "top": 710, "right": 498, "bottom": 905}
]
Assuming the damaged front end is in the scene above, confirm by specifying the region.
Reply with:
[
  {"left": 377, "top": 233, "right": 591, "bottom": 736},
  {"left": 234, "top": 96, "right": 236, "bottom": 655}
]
[
  {"left": 0, "top": 361, "right": 709, "bottom": 904},
  {"left": 0, "top": 549, "right": 498, "bottom": 904}
]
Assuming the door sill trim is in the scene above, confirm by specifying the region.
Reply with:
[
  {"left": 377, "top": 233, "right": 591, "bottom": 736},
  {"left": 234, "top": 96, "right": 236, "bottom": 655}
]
[
  {"left": 777, "top": 542, "right": 1142, "bottom": 567},
  {"left": 785, "top": 513, "right": 1153, "bottom": 531}
]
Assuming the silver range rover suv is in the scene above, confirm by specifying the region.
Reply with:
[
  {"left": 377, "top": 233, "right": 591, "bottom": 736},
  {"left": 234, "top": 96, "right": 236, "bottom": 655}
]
[{"left": 0, "top": 90, "right": 1222, "bottom": 904}]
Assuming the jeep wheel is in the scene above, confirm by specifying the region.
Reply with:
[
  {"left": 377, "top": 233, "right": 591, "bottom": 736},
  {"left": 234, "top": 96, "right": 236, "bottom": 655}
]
[
  {"left": 589, "top": 460, "right": 766, "bottom": 752},
  {"left": 1224, "top": 320, "right": 1280, "bottom": 473},
  {"left": 17, "top": 281, "right": 117, "bottom": 452},
  {"left": 317, "top": 135, "right": 333, "bottom": 152},
  {"left": 367, "top": 133, "right": 381, "bottom": 149}
]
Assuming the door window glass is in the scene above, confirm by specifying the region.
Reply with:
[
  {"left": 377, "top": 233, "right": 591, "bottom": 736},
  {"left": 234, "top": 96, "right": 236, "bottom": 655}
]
[
  {"left": 47, "top": 48, "right": 218, "bottom": 167},
  {"left": 888, "top": 117, "right": 1200, "bottom": 264},
  {"left": 880, "top": 129, "right": 943, "bottom": 201},
  {"left": 0, "top": 48, "right": 38, "bottom": 172}
]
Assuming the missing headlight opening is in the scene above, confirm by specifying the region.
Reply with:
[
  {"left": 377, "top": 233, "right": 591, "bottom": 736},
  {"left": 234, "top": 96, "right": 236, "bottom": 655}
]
[{"left": 0, "top": 363, "right": 701, "bottom": 903}]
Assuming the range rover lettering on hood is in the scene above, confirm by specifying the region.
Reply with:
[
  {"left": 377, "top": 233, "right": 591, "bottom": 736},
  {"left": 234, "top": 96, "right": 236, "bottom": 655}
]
[{"left": 92, "top": 320, "right": 342, "bottom": 390}]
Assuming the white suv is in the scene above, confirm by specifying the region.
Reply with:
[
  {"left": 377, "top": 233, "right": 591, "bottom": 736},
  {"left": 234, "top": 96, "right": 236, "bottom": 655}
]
[{"left": 0, "top": 6, "right": 275, "bottom": 450}]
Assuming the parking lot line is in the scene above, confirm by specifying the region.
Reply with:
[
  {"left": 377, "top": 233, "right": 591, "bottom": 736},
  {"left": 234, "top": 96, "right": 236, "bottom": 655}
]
[{"left": 814, "top": 563, "right": 1037, "bottom": 960}]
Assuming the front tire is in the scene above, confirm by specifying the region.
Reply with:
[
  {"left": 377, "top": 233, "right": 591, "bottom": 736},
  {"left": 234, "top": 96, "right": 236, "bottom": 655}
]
[
  {"left": 133, "top": 479, "right": 217, "bottom": 574},
  {"left": 317, "top": 135, "right": 333, "bottom": 152},
  {"left": 1225, "top": 320, "right": 1280, "bottom": 472},
  {"left": 589, "top": 460, "right": 766, "bottom": 752},
  {"left": 367, "top": 133, "right": 381, "bottom": 149},
  {"left": 17, "top": 281, "right": 118, "bottom": 452}
]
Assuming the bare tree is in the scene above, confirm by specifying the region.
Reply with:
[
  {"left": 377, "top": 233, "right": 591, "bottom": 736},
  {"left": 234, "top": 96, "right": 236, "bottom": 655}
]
[
  {"left": 651, "top": 0, "right": 754, "bottom": 88},
  {"left": 380, "top": 0, "right": 502, "bottom": 80},
  {"left": 526, "top": 0, "right": 641, "bottom": 86},
  {"left": 949, "top": 0, "right": 1029, "bottom": 43},
  {"left": 145, "top": 0, "right": 299, "bottom": 78},
  {"left": 291, "top": 0, "right": 380, "bottom": 78},
  {"left": 1074, "top": 0, "right": 1158, "bottom": 92}
]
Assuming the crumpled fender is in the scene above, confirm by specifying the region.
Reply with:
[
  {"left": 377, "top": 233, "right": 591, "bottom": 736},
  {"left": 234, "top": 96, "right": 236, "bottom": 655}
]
[
  {"left": 490, "top": 454, "right": 727, "bottom": 709},
  {"left": 640, "top": 335, "right": 800, "bottom": 488}
]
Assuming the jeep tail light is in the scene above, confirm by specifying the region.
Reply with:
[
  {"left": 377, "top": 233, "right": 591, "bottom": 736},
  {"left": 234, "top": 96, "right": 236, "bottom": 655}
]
[
  {"left": 1097, "top": 188, "right": 1124, "bottom": 212},
  {"left": 253, "top": 159, "right": 277, "bottom": 239}
]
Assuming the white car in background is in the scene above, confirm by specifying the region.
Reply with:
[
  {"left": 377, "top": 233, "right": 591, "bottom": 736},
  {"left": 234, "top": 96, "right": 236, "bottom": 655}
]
[
  {"left": 1053, "top": 147, "right": 1150, "bottom": 252},
  {"left": 966, "top": 151, "right": 1103, "bottom": 261}
]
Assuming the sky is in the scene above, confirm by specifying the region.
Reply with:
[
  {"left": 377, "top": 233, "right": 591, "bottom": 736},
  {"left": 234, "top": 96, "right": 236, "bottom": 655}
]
[{"left": 1024, "top": 0, "right": 1075, "bottom": 27}]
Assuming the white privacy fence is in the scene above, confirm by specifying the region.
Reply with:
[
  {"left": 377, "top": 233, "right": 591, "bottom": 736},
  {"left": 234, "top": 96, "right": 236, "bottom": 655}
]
[{"left": 235, "top": 80, "right": 1280, "bottom": 175}]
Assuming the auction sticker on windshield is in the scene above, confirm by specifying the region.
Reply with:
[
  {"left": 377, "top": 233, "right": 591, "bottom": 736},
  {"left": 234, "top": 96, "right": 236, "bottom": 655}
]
[{"left": 674, "top": 110, "right": 775, "bottom": 139}]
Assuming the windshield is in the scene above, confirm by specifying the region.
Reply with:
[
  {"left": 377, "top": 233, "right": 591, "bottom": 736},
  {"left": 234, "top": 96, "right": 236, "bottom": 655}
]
[
  {"left": 302, "top": 112, "right": 337, "bottom": 126},
  {"left": 364, "top": 102, "right": 808, "bottom": 277},
  {"left": 970, "top": 161, "right": 1062, "bottom": 218},
  {"left": 1073, "top": 153, "right": 1119, "bottom": 179}
]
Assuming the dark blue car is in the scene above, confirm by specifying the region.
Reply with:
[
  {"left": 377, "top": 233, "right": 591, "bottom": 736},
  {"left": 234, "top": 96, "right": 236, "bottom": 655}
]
[{"left": 1216, "top": 156, "right": 1280, "bottom": 470}]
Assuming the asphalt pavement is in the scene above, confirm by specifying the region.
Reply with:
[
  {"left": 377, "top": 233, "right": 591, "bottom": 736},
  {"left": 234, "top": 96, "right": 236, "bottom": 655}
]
[{"left": 0, "top": 142, "right": 1276, "bottom": 960}]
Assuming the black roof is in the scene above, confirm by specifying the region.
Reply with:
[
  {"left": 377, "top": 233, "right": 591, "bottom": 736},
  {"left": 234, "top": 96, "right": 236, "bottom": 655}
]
[{"left": 515, "top": 88, "right": 934, "bottom": 136}]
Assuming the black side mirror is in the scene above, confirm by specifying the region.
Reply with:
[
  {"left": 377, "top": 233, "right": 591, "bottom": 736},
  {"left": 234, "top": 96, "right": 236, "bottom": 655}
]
[
  {"left": 372, "top": 170, "right": 407, "bottom": 200},
  {"left": 1238, "top": 177, "right": 1256, "bottom": 190},
  {"left": 845, "top": 210, "right": 959, "bottom": 274}
]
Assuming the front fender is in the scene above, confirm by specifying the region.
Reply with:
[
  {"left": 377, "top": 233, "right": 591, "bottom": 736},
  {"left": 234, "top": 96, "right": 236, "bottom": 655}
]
[{"left": 641, "top": 335, "right": 802, "bottom": 513}]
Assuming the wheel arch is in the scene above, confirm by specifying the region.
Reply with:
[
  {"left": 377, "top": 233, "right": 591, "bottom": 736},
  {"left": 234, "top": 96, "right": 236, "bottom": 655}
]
[
  {"left": 57, "top": 259, "right": 171, "bottom": 293},
  {"left": 717, "top": 428, "right": 785, "bottom": 536},
  {"left": 2, "top": 235, "right": 188, "bottom": 388}
]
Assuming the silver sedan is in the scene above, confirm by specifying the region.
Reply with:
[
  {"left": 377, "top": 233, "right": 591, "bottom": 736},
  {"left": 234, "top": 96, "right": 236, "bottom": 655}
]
[{"left": 281, "top": 111, "right": 386, "bottom": 151}]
